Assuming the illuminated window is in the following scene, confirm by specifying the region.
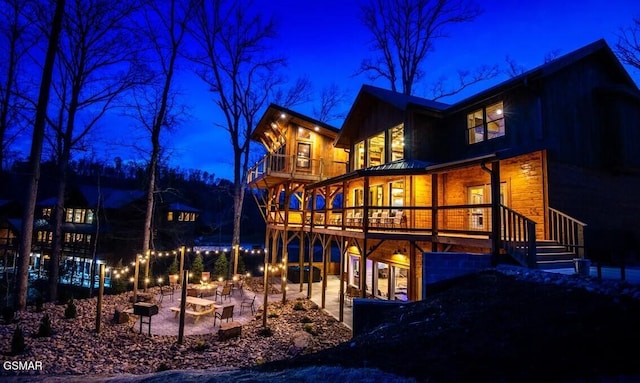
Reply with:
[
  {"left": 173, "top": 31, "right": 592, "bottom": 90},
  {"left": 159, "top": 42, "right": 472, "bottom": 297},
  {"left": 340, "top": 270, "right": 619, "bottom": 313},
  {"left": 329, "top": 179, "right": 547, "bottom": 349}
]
[
  {"left": 296, "top": 142, "right": 311, "bottom": 169},
  {"left": 42, "top": 208, "right": 52, "bottom": 218},
  {"left": 368, "top": 132, "right": 385, "bottom": 167},
  {"left": 354, "top": 141, "right": 365, "bottom": 170},
  {"left": 390, "top": 181, "right": 404, "bottom": 211},
  {"left": 467, "top": 101, "right": 505, "bottom": 144},
  {"left": 297, "top": 126, "right": 311, "bottom": 139},
  {"left": 167, "top": 211, "right": 173, "bottom": 221},
  {"left": 390, "top": 124, "right": 404, "bottom": 161}
]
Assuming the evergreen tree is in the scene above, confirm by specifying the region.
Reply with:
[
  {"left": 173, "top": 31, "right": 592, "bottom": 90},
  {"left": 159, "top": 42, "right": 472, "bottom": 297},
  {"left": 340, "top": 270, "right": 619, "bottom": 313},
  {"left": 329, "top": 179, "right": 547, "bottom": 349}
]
[
  {"left": 213, "top": 254, "right": 228, "bottom": 281},
  {"left": 168, "top": 256, "right": 179, "bottom": 276},
  {"left": 191, "top": 253, "right": 204, "bottom": 283}
]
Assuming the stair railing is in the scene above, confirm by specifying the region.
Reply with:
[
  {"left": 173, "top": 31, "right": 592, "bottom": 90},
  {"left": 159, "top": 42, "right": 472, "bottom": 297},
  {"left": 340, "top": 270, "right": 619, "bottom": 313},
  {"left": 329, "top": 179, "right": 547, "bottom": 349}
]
[
  {"left": 500, "top": 204, "right": 537, "bottom": 268},
  {"left": 547, "top": 207, "right": 587, "bottom": 259}
]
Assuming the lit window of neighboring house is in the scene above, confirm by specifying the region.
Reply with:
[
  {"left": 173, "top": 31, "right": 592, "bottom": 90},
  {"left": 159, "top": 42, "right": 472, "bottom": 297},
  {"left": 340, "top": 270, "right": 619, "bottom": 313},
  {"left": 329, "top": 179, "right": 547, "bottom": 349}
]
[
  {"left": 65, "top": 208, "right": 93, "bottom": 224},
  {"left": 167, "top": 211, "right": 174, "bottom": 221},
  {"left": 37, "top": 231, "right": 52, "bottom": 244},
  {"left": 467, "top": 101, "right": 505, "bottom": 144},
  {"left": 42, "top": 208, "right": 52, "bottom": 219}
]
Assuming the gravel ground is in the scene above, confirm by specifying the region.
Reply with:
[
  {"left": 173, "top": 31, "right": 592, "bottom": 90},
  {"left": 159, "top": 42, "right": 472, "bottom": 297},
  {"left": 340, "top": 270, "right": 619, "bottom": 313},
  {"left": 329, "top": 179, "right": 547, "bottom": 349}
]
[{"left": 0, "top": 278, "right": 352, "bottom": 381}]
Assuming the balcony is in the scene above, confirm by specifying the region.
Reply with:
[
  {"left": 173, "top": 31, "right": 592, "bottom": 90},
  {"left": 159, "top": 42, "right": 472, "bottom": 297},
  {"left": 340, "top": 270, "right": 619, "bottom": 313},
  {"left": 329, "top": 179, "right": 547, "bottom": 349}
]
[{"left": 247, "top": 153, "right": 348, "bottom": 186}]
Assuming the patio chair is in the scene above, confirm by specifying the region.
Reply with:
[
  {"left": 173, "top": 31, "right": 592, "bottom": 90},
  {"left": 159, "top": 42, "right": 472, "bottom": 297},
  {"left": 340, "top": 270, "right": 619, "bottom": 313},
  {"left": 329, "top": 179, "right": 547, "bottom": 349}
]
[
  {"left": 392, "top": 210, "right": 405, "bottom": 228},
  {"left": 380, "top": 211, "right": 390, "bottom": 227},
  {"left": 214, "top": 305, "right": 234, "bottom": 326},
  {"left": 231, "top": 279, "right": 244, "bottom": 296},
  {"left": 215, "top": 284, "right": 232, "bottom": 302},
  {"left": 158, "top": 284, "right": 174, "bottom": 303},
  {"left": 240, "top": 295, "right": 257, "bottom": 315}
]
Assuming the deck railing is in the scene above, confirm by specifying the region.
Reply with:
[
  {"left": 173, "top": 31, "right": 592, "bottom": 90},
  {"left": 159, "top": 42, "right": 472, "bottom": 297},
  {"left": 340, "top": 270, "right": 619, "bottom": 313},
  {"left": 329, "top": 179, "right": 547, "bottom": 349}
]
[
  {"left": 547, "top": 207, "right": 587, "bottom": 258},
  {"left": 247, "top": 153, "right": 349, "bottom": 183},
  {"left": 500, "top": 204, "right": 536, "bottom": 268}
]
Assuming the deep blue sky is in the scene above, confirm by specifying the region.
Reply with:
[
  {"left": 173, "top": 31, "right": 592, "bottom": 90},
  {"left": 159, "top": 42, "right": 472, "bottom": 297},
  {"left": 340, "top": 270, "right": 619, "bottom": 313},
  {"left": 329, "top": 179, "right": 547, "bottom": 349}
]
[{"left": 57, "top": 0, "right": 640, "bottom": 181}]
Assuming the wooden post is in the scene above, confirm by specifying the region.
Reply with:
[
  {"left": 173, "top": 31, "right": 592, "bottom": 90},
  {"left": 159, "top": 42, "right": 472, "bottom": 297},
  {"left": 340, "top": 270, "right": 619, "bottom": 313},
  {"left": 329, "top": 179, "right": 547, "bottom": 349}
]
[
  {"left": 95, "top": 264, "right": 105, "bottom": 333},
  {"left": 431, "top": 173, "right": 438, "bottom": 252},
  {"left": 262, "top": 246, "right": 269, "bottom": 328},
  {"left": 177, "top": 269, "right": 188, "bottom": 344},
  {"left": 490, "top": 161, "right": 501, "bottom": 266},
  {"left": 133, "top": 255, "right": 140, "bottom": 303},
  {"left": 179, "top": 246, "right": 185, "bottom": 284}
]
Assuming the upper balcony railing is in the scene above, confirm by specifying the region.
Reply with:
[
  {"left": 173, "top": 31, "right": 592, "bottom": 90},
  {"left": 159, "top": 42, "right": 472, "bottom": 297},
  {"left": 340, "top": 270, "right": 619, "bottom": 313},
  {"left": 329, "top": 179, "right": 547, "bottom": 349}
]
[
  {"left": 247, "top": 153, "right": 348, "bottom": 184},
  {"left": 266, "top": 203, "right": 496, "bottom": 238}
]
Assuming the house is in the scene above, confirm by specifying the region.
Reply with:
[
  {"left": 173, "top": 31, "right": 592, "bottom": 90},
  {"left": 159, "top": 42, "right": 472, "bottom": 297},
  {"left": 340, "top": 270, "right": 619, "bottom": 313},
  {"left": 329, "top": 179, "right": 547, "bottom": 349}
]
[{"left": 248, "top": 39, "right": 640, "bottom": 323}]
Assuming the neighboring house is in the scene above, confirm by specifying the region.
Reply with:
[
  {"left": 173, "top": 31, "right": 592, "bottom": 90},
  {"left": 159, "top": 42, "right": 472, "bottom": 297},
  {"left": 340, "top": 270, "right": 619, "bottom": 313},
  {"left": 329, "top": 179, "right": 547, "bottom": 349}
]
[
  {"left": 28, "top": 185, "right": 146, "bottom": 285},
  {"left": 247, "top": 39, "right": 640, "bottom": 323},
  {"left": 156, "top": 202, "right": 200, "bottom": 250}
]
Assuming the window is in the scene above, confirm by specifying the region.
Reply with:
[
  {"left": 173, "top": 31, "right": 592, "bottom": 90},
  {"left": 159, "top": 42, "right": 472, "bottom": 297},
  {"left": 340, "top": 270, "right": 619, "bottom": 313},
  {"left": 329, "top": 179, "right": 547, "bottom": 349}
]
[
  {"left": 467, "top": 101, "right": 505, "bottom": 144},
  {"left": 297, "top": 126, "right": 311, "bottom": 139},
  {"left": 390, "top": 124, "right": 404, "bottom": 161},
  {"left": 65, "top": 208, "right": 93, "bottom": 224},
  {"left": 354, "top": 141, "right": 365, "bottom": 170},
  {"left": 390, "top": 181, "right": 404, "bottom": 209},
  {"left": 42, "top": 208, "right": 52, "bottom": 219},
  {"left": 167, "top": 211, "right": 173, "bottom": 221},
  {"left": 296, "top": 142, "right": 311, "bottom": 169},
  {"left": 368, "top": 132, "right": 385, "bottom": 167}
]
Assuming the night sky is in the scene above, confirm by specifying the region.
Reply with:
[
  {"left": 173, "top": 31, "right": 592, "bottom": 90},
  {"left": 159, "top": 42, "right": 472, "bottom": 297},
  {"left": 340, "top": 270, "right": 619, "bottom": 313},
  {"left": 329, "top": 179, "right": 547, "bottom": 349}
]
[{"left": 13, "top": 0, "right": 640, "bottom": 181}]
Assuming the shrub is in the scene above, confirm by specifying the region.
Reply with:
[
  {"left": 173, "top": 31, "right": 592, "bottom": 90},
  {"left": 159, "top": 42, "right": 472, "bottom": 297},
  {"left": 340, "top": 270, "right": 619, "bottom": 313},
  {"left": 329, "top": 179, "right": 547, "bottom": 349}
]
[
  {"left": 293, "top": 301, "right": 306, "bottom": 311},
  {"left": 156, "top": 363, "right": 171, "bottom": 372},
  {"left": 192, "top": 338, "right": 208, "bottom": 352},
  {"left": 267, "top": 311, "right": 279, "bottom": 318},
  {"left": 37, "top": 314, "right": 52, "bottom": 337},
  {"left": 11, "top": 325, "right": 25, "bottom": 355},
  {"left": 64, "top": 298, "right": 77, "bottom": 319},
  {"left": 300, "top": 316, "right": 312, "bottom": 324},
  {"left": 303, "top": 323, "right": 317, "bottom": 335}
]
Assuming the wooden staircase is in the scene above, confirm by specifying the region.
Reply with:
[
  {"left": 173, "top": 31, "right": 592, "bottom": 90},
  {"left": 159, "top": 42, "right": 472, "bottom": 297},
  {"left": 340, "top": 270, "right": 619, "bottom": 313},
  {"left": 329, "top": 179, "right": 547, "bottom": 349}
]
[
  {"left": 534, "top": 240, "right": 577, "bottom": 269},
  {"left": 500, "top": 205, "right": 587, "bottom": 269}
]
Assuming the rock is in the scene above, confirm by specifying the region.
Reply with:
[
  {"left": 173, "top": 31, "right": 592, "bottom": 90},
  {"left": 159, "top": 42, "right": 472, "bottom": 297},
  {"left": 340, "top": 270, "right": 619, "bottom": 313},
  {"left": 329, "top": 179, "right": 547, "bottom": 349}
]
[{"left": 218, "top": 321, "right": 242, "bottom": 341}]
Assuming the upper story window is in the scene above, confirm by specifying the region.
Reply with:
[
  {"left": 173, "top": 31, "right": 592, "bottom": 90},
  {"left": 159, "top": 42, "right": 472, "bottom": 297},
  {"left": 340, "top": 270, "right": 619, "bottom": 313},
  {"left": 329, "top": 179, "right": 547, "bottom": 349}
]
[
  {"left": 354, "top": 141, "right": 365, "bottom": 170},
  {"left": 42, "top": 208, "right": 52, "bottom": 219},
  {"left": 368, "top": 132, "right": 385, "bottom": 167},
  {"left": 390, "top": 124, "right": 404, "bottom": 161},
  {"left": 177, "top": 212, "right": 197, "bottom": 222},
  {"left": 467, "top": 101, "right": 505, "bottom": 144},
  {"left": 65, "top": 208, "right": 93, "bottom": 224},
  {"left": 167, "top": 211, "right": 174, "bottom": 221},
  {"left": 353, "top": 124, "right": 404, "bottom": 170}
]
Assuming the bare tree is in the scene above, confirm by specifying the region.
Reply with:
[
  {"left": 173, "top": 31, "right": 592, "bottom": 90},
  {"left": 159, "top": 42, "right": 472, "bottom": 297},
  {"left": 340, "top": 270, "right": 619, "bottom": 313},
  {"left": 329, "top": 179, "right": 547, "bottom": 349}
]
[
  {"left": 0, "top": 0, "right": 38, "bottom": 172},
  {"left": 130, "top": 0, "right": 194, "bottom": 294},
  {"left": 15, "top": 0, "right": 65, "bottom": 310},
  {"left": 617, "top": 18, "right": 640, "bottom": 71},
  {"left": 429, "top": 64, "right": 500, "bottom": 100},
  {"left": 191, "top": 0, "right": 291, "bottom": 278},
  {"left": 313, "top": 83, "right": 350, "bottom": 124},
  {"left": 44, "top": 0, "right": 146, "bottom": 301},
  {"left": 359, "top": 0, "right": 485, "bottom": 96},
  {"left": 504, "top": 55, "right": 526, "bottom": 78}
]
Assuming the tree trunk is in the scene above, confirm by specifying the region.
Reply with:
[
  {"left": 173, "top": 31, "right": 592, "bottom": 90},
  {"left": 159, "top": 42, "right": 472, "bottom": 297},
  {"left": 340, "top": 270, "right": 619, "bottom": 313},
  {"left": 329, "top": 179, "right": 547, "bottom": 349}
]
[
  {"left": 48, "top": 156, "right": 69, "bottom": 302},
  {"left": 15, "top": 0, "right": 65, "bottom": 310}
]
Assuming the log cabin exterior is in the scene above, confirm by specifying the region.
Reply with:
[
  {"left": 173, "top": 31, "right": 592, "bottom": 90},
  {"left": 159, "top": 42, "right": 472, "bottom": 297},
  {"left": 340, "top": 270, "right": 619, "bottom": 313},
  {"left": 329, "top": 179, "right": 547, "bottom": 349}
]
[{"left": 247, "top": 40, "right": 640, "bottom": 322}]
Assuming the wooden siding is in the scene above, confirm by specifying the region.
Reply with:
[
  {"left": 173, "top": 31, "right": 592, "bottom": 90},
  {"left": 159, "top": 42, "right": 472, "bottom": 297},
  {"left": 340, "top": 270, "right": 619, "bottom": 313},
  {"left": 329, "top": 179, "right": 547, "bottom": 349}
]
[{"left": 547, "top": 160, "right": 640, "bottom": 260}]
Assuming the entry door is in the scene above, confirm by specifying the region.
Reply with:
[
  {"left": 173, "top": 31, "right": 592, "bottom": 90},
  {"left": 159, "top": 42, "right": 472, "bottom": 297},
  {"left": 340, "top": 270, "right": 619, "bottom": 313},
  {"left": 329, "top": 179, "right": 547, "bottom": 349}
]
[
  {"left": 467, "top": 183, "right": 507, "bottom": 230},
  {"left": 468, "top": 186, "right": 485, "bottom": 230}
]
